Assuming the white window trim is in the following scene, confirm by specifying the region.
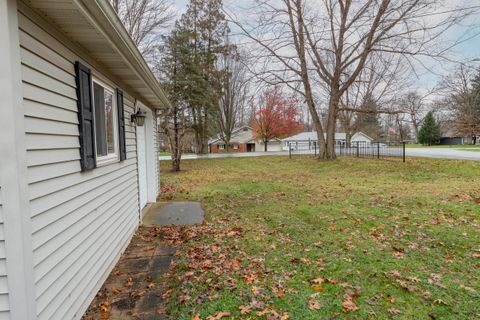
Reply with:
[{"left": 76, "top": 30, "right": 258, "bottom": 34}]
[{"left": 92, "top": 77, "right": 119, "bottom": 165}]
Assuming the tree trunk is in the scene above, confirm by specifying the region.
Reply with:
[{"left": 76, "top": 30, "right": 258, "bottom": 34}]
[
  {"left": 225, "top": 138, "right": 230, "bottom": 153},
  {"left": 324, "top": 85, "right": 341, "bottom": 160},
  {"left": 171, "top": 150, "right": 181, "bottom": 171},
  {"left": 264, "top": 140, "right": 268, "bottom": 152},
  {"left": 168, "top": 105, "right": 182, "bottom": 172},
  {"left": 345, "top": 131, "right": 352, "bottom": 148},
  {"left": 286, "top": 0, "right": 325, "bottom": 160},
  {"left": 411, "top": 113, "right": 419, "bottom": 143}
]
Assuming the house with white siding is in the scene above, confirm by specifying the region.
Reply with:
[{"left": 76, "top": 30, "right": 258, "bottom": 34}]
[
  {"left": 0, "top": 0, "right": 168, "bottom": 319},
  {"left": 209, "top": 126, "right": 283, "bottom": 153},
  {"left": 282, "top": 131, "right": 374, "bottom": 150}
]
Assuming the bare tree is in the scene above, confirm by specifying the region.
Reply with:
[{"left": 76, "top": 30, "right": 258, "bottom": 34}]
[
  {"left": 439, "top": 64, "right": 480, "bottom": 143},
  {"left": 339, "top": 54, "right": 408, "bottom": 145},
  {"left": 398, "top": 91, "right": 427, "bottom": 142},
  {"left": 111, "top": 0, "right": 175, "bottom": 63},
  {"left": 215, "top": 48, "right": 250, "bottom": 151},
  {"left": 228, "top": 0, "right": 477, "bottom": 159},
  {"left": 158, "top": 105, "right": 190, "bottom": 171}
]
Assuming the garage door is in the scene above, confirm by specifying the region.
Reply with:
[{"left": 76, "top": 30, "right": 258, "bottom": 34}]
[{"left": 137, "top": 123, "right": 148, "bottom": 209}]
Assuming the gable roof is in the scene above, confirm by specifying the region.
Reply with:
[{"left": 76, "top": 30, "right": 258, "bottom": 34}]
[
  {"left": 209, "top": 126, "right": 282, "bottom": 144},
  {"left": 282, "top": 131, "right": 374, "bottom": 142},
  {"left": 282, "top": 132, "right": 346, "bottom": 142},
  {"left": 20, "top": 0, "right": 171, "bottom": 110},
  {"left": 209, "top": 126, "right": 254, "bottom": 144},
  {"left": 352, "top": 132, "right": 374, "bottom": 141}
]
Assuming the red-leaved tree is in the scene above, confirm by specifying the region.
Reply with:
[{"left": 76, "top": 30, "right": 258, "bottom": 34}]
[{"left": 253, "top": 87, "right": 302, "bottom": 151}]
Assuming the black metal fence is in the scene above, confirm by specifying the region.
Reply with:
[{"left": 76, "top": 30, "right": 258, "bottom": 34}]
[{"left": 288, "top": 141, "right": 406, "bottom": 162}]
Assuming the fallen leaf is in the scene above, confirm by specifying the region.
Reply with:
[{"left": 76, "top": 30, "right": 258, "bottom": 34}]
[
  {"left": 244, "top": 274, "right": 257, "bottom": 284},
  {"left": 110, "top": 287, "right": 123, "bottom": 294},
  {"left": 388, "top": 308, "right": 401, "bottom": 316},
  {"left": 125, "top": 277, "right": 133, "bottom": 287},
  {"left": 311, "top": 285, "right": 324, "bottom": 292},
  {"left": 239, "top": 305, "right": 251, "bottom": 314},
  {"left": 100, "top": 313, "right": 111, "bottom": 319},
  {"left": 311, "top": 277, "right": 324, "bottom": 284},
  {"left": 207, "top": 311, "right": 231, "bottom": 320},
  {"left": 433, "top": 299, "right": 448, "bottom": 305},
  {"left": 252, "top": 286, "right": 264, "bottom": 295},
  {"left": 342, "top": 290, "right": 359, "bottom": 313},
  {"left": 308, "top": 300, "right": 321, "bottom": 310}
]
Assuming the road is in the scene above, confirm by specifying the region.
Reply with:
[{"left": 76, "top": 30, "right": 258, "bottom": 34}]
[
  {"left": 159, "top": 148, "right": 480, "bottom": 161},
  {"left": 405, "top": 148, "right": 480, "bottom": 161}
]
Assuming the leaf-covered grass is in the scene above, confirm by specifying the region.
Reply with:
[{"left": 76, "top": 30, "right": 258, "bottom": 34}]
[{"left": 160, "top": 156, "right": 480, "bottom": 319}]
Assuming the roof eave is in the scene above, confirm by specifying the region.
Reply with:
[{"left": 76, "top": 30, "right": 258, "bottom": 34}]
[{"left": 74, "top": 0, "right": 172, "bottom": 110}]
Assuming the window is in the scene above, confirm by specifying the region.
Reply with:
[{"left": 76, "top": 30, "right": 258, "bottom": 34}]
[
  {"left": 233, "top": 144, "right": 239, "bottom": 150},
  {"left": 93, "top": 80, "right": 118, "bottom": 162},
  {"left": 218, "top": 144, "right": 225, "bottom": 150}
]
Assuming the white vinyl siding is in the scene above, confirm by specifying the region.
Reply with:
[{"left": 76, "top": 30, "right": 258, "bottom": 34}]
[
  {"left": 152, "top": 116, "right": 160, "bottom": 195},
  {"left": 0, "top": 187, "right": 10, "bottom": 320},
  {"left": 18, "top": 10, "right": 140, "bottom": 320},
  {"left": 137, "top": 124, "right": 148, "bottom": 209}
]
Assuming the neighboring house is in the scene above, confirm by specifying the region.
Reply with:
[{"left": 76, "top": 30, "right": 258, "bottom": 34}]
[
  {"left": 0, "top": 1, "right": 169, "bottom": 319},
  {"left": 209, "top": 126, "right": 282, "bottom": 153},
  {"left": 282, "top": 131, "right": 374, "bottom": 150},
  {"left": 439, "top": 129, "right": 479, "bottom": 145}
]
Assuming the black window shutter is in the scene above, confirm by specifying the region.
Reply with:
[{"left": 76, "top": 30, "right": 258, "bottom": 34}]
[
  {"left": 117, "top": 89, "right": 127, "bottom": 161},
  {"left": 75, "top": 61, "right": 96, "bottom": 170}
]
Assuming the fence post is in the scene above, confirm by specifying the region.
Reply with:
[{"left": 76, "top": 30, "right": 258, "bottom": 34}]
[
  {"left": 356, "top": 141, "right": 359, "bottom": 157},
  {"left": 377, "top": 142, "right": 380, "bottom": 159},
  {"left": 314, "top": 142, "right": 317, "bottom": 158},
  {"left": 402, "top": 141, "right": 406, "bottom": 163},
  {"left": 289, "top": 142, "right": 292, "bottom": 159}
]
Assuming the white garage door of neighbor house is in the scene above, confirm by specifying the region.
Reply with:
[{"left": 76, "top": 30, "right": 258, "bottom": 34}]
[{"left": 137, "top": 123, "right": 148, "bottom": 209}]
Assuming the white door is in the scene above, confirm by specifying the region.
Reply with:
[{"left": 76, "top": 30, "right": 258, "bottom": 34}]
[{"left": 137, "top": 124, "right": 148, "bottom": 209}]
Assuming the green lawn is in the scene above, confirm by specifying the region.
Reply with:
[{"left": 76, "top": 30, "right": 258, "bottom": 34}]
[
  {"left": 160, "top": 157, "right": 480, "bottom": 319},
  {"left": 160, "top": 151, "right": 195, "bottom": 156}
]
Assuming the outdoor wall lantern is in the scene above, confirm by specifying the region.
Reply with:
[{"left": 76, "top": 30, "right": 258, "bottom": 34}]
[{"left": 131, "top": 110, "right": 147, "bottom": 126}]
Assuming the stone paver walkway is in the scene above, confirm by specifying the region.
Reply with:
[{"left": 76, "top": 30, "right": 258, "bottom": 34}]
[{"left": 82, "top": 202, "right": 204, "bottom": 320}]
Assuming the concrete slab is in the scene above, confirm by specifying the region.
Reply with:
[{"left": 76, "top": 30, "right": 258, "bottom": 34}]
[{"left": 143, "top": 201, "right": 204, "bottom": 226}]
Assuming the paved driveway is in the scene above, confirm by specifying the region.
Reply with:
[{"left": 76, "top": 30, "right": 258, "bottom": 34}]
[{"left": 159, "top": 148, "right": 480, "bottom": 161}]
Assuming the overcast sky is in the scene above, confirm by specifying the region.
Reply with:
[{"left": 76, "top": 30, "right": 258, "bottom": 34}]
[{"left": 170, "top": 0, "right": 480, "bottom": 95}]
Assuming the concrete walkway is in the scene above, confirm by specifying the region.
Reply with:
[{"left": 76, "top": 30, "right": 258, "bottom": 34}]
[
  {"left": 159, "top": 148, "right": 480, "bottom": 161},
  {"left": 143, "top": 202, "right": 204, "bottom": 227}
]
